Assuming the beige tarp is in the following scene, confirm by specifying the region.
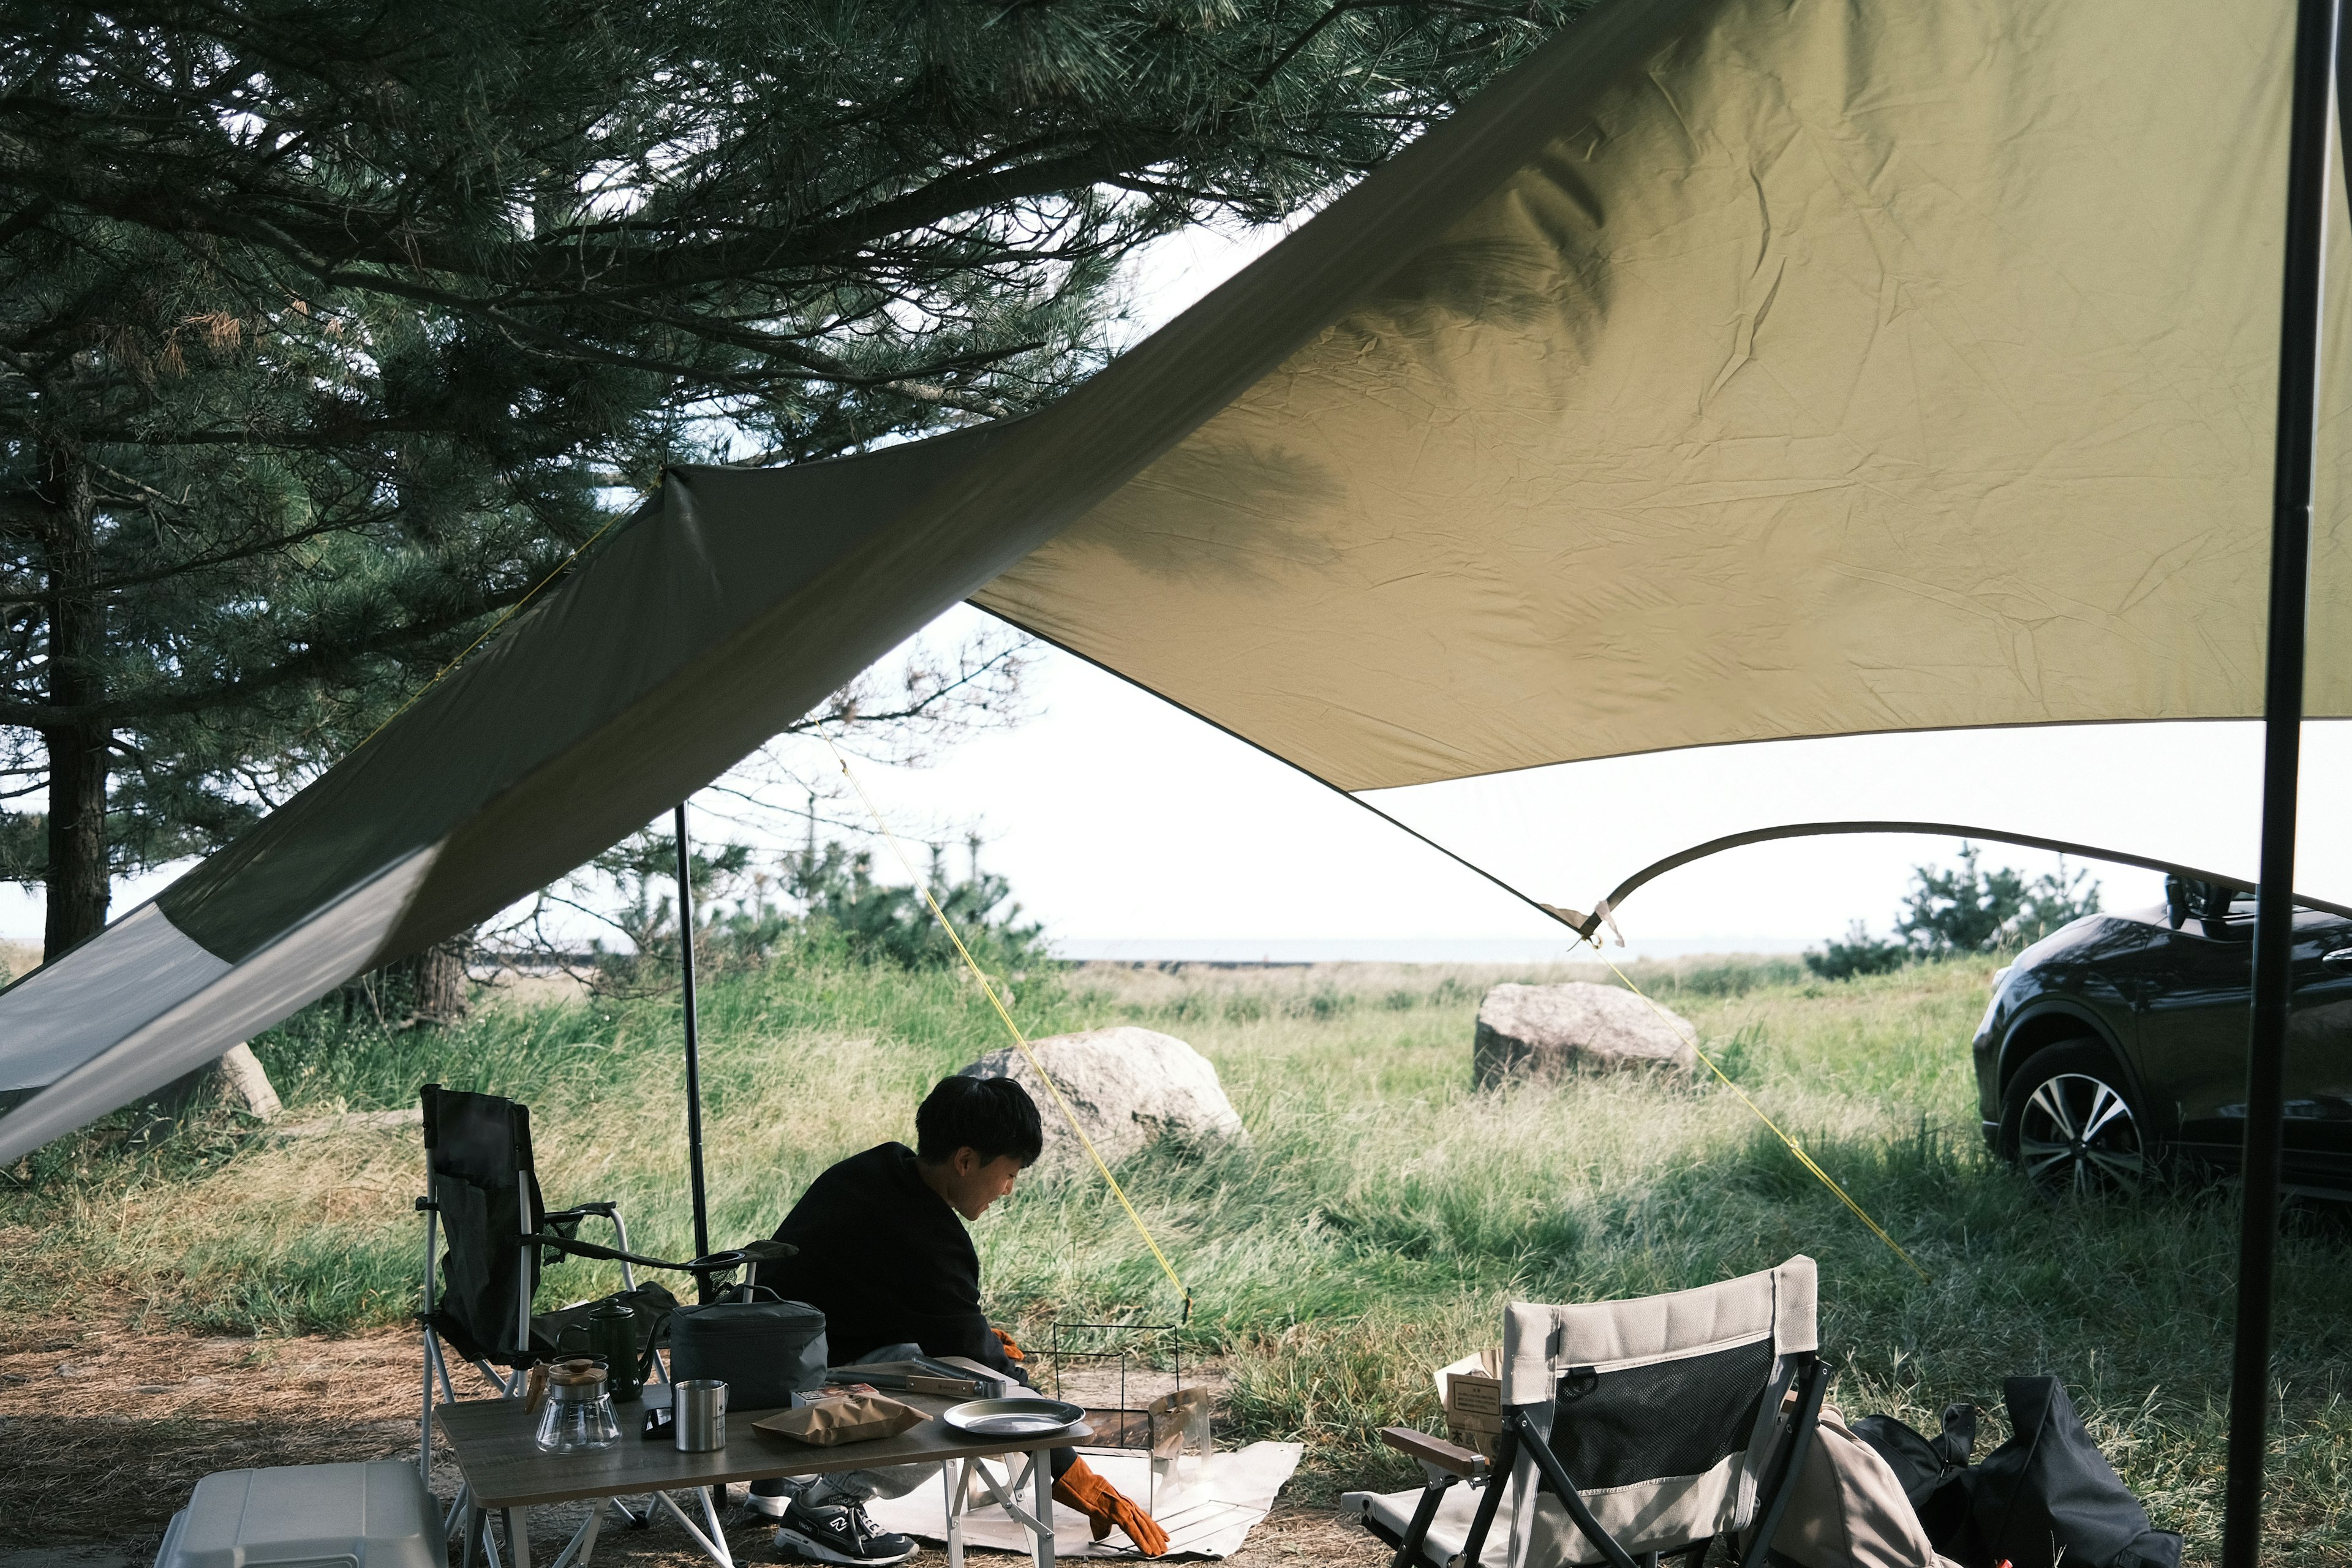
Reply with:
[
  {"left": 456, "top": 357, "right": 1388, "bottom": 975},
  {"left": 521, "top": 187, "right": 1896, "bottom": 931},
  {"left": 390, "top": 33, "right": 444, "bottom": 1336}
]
[{"left": 979, "top": 0, "right": 2352, "bottom": 790}]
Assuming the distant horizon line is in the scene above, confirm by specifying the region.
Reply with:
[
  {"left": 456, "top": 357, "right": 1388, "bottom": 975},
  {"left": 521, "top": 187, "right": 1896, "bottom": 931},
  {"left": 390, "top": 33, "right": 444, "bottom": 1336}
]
[
  {"left": 0, "top": 932, "right": 1820, "bottom": 962},
  {"left": 1050, "top": 935, "right": 1814, "bottom": 962}
]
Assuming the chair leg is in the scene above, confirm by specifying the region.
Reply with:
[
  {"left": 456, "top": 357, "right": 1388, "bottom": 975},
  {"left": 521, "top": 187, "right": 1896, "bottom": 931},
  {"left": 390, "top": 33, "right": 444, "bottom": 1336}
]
[
  {"left": 1457, "top": 1430, "right": 1517, "bottom": 1568},
  {"left": 1391, "top": 1472, "right": 1457, "bottom": 1568},
  {"left": 1743, "top": 1358, "right": 1828, "bottom": 1568},
  {"left": 420, "top": 1197, "right": 441, "bottom": 1484},
  {"left": 1507, "top": 1409, "right": 1641, "bottom": 1568}
]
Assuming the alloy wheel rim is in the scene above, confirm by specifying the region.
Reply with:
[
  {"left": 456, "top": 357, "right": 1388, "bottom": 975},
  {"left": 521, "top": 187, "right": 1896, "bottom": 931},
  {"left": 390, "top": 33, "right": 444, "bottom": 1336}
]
[{"left": 2018, "top": 1071, "right": 2145, "bottom": 1197}]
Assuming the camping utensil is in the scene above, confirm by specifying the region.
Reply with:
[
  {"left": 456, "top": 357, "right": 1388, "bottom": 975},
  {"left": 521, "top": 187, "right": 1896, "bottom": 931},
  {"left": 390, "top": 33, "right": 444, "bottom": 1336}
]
[
  {"left": 535, "top": 1359, "right": 621, "bottom": 1453},
  {"left": 941, "top": 1396, "right": 1086, "bottom": 1439},
  {"left": 675, "top": 1378, "right": 728, "bottom": 1452},
  {"left": 586, "top": 1299, "right": 644, "bottom": 1401}
]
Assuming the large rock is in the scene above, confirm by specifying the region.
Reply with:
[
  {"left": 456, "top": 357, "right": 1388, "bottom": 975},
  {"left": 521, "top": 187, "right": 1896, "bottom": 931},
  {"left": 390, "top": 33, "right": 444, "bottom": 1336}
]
[
  {"left": 1472, "top": 982, "right": 1697, "bottom": 1088},
  {"left": 959, "top": 1026, "right": 1244, "bottom": 1168}
]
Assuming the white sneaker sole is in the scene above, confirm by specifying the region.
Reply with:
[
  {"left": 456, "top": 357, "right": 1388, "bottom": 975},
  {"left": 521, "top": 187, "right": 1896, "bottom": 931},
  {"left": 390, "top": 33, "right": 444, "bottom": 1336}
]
[{"left": 772, "top": 1523, "right": 916, "bottom": 1566}]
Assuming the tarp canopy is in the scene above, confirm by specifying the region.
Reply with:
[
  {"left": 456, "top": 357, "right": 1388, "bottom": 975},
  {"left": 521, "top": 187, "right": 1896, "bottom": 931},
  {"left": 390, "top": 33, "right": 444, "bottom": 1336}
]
[{"left": 4, "top": 0, "right": 2350, "bottom": 1159}]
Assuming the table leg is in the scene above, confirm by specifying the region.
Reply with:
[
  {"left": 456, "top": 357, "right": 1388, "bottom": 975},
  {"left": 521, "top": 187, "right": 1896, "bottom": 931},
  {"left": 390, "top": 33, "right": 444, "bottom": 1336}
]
[
  {"left": 504, "top": 1507, "right": 532, "bottom": 1568},
  {"left": 545, "top": 1501, "right": 605, "bottom": 1568},
  {"left": 943, "top": 1461, "right": 966, "bottom": 1568},
  {"left": 1031, "top": 1446, "right": 1055, "bottom": 1568},
  {"left": 698, "top": 1488, "right": 736, "bottom": 1568},
  {"left": 460, "top": 1503, "right": 483, "bottom": 1568},
  {"left": 652, "top": 1489, "right": 734, "bottom": 1568}
]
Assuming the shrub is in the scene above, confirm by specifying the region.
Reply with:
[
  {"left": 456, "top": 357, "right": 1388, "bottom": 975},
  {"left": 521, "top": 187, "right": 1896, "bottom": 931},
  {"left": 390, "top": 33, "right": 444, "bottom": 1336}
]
[{"left": 1805, "top": 921, "right": 1909, "bottom": 981}]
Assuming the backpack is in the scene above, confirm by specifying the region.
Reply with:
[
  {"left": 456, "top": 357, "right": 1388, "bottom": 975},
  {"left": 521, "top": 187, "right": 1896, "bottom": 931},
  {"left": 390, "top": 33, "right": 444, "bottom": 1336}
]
[
  {"left": 1852, "top": 1402, "right": 1978, "bottom": 1551},
  {"left": 1968, "top": 1378, "right": 2181, "bottom": 1568},
  {"left": 1749, "top": 1404, "right": 1963, "bottom": 1568}
]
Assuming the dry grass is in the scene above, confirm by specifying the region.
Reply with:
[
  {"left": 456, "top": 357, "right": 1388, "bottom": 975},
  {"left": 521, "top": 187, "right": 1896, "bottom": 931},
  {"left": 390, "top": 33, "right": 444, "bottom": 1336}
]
[
  {"left": 4, "top": 952, "right": 2349, "bottom": 1562},
  {"left": 0, "top": 1322, "right": 1371, "bottom": 1567}
]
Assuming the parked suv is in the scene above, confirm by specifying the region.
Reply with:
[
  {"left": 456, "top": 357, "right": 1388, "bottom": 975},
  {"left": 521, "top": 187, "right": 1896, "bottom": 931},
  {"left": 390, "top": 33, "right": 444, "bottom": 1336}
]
[{"left": 1973, "top": 878, "right": 2352, "bottom": 1198}]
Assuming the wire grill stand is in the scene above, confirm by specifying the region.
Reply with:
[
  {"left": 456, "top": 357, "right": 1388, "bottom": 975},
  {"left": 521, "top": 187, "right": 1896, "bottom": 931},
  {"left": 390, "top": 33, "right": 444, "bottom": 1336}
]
[{"left": 1041, "top": 1322, "right": 1184, "bottom": 1511}]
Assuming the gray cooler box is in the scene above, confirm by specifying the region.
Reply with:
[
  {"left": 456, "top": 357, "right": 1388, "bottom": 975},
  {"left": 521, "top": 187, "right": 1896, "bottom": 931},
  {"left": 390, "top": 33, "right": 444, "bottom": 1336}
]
[{"left": 156, "top": 1461, "right": 442, "bottom": 1568}]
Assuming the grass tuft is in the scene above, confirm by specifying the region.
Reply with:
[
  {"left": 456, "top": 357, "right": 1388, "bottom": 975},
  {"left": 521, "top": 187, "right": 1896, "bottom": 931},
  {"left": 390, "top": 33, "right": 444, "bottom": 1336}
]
[{"left": 5, "top": 950, "right": 2348, "bottom": 1555}]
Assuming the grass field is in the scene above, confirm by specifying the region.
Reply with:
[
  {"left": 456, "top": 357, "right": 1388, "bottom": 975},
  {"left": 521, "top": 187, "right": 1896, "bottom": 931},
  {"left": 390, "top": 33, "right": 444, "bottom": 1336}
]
[{"left": 6, "top": 948, "right": 2350, "bottom": 1558}]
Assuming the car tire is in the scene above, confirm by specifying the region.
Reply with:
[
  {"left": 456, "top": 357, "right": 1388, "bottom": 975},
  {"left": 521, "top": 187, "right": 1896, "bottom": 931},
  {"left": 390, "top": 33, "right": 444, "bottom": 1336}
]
[{"left": 1999, "top": 1041, "right": 2154, "bottom": 1199}]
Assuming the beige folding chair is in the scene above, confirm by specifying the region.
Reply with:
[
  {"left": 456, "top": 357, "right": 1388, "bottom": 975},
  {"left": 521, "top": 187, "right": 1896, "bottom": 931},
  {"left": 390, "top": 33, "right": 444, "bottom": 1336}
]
[{"left": 1348, "top": 1256, "right": 1826, "bottom": 1567}]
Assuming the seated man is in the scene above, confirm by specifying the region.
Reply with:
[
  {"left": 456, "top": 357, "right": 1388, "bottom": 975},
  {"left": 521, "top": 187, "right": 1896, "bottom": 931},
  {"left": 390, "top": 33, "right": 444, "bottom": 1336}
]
[{"left": 751, "top": 1074, "right": 1167, "bottom": 1565}]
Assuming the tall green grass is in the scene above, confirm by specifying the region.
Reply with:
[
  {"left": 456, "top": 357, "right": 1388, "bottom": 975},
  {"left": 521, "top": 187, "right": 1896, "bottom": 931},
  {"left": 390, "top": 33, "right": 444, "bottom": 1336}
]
[{"left": 5, "top": 949, "right": 2349, "bottom": 1555}]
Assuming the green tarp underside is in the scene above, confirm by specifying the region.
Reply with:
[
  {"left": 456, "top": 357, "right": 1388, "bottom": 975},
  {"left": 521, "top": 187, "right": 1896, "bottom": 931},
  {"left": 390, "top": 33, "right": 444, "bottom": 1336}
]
[
  {"left": 156, "top": 424, "right": 1022, "bottom": 963},
  {"left": 143, "top": 0, "right": 1712, "bottom": 971}
]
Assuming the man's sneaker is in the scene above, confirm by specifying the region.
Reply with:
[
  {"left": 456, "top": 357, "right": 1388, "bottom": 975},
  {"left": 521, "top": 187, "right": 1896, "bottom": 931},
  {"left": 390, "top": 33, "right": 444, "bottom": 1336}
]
[
  {"left": 746, "top": 1477, "right": 804, "bottom": 1519},
  {"left": 773, "top": 1496, "right": 916, "bottom": 1566}
]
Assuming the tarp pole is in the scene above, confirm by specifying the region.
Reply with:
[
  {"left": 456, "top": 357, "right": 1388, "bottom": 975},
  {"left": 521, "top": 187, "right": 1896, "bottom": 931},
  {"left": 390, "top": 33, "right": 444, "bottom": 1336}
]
[
  {"left": 674, "top": 801, "right": 713, "bottom": 1289},
  {"left": 2223, "top": 1, "right": 2340, "bottom": 1561}
]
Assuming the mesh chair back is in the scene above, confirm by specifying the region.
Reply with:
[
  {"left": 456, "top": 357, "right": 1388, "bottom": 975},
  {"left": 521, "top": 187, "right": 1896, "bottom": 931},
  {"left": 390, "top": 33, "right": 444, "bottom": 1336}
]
[
  {"left": 421, "top": 1083, "right": 548, "bottom": 1364},
  {"left": 1501, "top": 1254, "right": 1817, "bottom": 1566}
]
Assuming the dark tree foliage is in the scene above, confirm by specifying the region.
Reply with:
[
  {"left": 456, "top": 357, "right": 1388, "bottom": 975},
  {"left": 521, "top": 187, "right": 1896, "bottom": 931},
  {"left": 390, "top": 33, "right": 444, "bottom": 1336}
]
[
  {"left": 1806, "top": 844, "right": 2105, "bottom": 979},
  {"left": 1803, "top": 921, "right": 1908, "bottom": 982},
  {"left": 1896, "top": 843, "right": 2101, "bottom": 957},
  {"left": 0, "top": 0, "right": 1592, "bottom": 954},
  {"left": 528, "top": 827, "right": 1044, "bottom": 993}
]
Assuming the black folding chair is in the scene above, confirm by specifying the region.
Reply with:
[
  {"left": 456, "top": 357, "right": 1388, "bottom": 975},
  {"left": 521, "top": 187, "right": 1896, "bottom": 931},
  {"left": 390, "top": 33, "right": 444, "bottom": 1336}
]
[
  {"left": 1349, "top": 1256, "right": 1826, "bottom": 1567},
  {"left": 416, "top": 1082, "right": 789, "bottom": 1561}
]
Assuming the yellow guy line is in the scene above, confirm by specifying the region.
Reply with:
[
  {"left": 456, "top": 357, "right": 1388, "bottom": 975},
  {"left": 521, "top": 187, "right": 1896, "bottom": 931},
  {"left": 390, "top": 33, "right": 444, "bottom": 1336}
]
[
  {"left": 826, "top": 741, "right": 1195, "bottom": 1321},
  {"left": 1586, "top": 940, "right": 1932, "bottom": 1283},
  {"left": 349, "top": 511, "right": 630, "bottom": 756}
]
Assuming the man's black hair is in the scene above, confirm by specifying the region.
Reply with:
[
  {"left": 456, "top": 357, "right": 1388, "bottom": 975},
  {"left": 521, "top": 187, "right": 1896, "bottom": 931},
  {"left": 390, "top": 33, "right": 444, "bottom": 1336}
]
[{"left": 916, "top": 1074, "right": 1044, "bottom": 1167}]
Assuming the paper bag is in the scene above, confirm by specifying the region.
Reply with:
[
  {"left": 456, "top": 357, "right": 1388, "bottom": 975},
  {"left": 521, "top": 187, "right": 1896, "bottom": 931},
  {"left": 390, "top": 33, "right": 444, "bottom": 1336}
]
[{"left": 754, "top": 1391, "right": 927, "bottom": 1446}]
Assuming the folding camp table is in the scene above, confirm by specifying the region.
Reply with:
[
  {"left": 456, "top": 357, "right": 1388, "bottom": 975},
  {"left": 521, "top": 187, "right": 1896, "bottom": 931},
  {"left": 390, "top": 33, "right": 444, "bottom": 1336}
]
[{"left": 436, "top": 1390, "right": 1090, "bottom": 1568}]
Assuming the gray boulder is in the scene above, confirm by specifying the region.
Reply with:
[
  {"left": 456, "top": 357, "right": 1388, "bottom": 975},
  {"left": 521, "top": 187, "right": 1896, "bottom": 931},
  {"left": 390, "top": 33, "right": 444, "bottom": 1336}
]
[
  {"left": 959, "top": 1025, "right": 1244, "bottom": 1167},
  {"left": 1472, "top": 982, "right": 1697, "bottom": 1088}
]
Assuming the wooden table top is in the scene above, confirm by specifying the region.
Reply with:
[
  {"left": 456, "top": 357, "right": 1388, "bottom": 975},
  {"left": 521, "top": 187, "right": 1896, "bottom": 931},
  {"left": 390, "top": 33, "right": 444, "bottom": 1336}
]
[{"left": 435, "top": 1391, "right": 1092, "bottom": 1509}]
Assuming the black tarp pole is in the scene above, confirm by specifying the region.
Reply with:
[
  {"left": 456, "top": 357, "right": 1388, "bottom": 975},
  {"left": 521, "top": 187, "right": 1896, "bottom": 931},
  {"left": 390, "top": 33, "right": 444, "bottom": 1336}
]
[
  {"left": 674, "top": 801, "right": 713, "bottom": 1287},
  {"left": 2223, "top": 2, "right": 2339, "bottom": 1562}
]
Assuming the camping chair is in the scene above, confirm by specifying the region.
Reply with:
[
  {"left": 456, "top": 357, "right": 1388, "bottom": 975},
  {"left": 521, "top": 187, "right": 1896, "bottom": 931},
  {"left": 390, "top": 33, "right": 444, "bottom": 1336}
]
[
  {"left": 1351, "top": 1256, "right": 1825, "bottom": 1568},
  {"left": 417, "top": 1082, "right": 790, "bottom": 1555}
]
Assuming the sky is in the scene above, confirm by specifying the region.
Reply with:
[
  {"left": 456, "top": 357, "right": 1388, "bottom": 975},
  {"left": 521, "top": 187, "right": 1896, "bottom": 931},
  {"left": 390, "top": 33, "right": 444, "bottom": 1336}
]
[{"left": 7, "top": 222, "right": 2350, "bottom": 962}]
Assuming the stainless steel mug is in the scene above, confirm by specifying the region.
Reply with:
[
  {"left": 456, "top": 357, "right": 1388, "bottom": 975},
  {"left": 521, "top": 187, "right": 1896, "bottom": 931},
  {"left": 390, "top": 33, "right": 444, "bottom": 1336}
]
[{"left": 674, "top": 1378, "right": 728, "bottom": 1452}]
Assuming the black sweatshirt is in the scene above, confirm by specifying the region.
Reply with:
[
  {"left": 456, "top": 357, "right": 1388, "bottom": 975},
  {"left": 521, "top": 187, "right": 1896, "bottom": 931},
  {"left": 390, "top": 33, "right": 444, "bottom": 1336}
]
[{"left": 755, "top": 1142, "right": 1016, "bottom": 1374}]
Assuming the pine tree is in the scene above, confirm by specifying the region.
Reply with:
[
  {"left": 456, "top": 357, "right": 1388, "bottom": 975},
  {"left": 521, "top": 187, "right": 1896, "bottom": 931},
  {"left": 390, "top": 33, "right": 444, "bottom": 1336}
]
[{"left": 1, "top": 0, "right": 1591, "bottom": 951}]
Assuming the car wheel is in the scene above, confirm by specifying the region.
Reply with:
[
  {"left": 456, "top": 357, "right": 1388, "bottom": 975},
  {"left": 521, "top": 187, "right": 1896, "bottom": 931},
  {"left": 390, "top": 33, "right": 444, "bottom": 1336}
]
[{"left": 1999, "top": 1042, "right": 2151, "bottom": 1199}]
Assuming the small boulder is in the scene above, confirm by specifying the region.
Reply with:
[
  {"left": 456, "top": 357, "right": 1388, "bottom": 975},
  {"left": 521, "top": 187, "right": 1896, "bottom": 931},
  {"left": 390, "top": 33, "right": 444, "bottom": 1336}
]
[
  {"left": 1472, "top": 982, "right": 1697, "bottom": 1088},
  {"left": 959, "top": 1025, "right": 1244, "bottom": 1168}
]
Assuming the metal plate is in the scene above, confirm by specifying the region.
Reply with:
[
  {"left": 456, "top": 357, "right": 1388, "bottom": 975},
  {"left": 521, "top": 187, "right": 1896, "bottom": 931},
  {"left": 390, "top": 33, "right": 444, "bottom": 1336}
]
[{"left": 941, "top": 1396, "right": 1087, "bottom": 1438}]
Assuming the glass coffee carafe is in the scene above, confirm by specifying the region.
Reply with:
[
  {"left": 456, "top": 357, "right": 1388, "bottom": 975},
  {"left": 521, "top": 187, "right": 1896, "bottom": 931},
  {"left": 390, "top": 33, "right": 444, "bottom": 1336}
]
[{"left": 534, "top": 1358, "right": 622, "bottom": 1453}]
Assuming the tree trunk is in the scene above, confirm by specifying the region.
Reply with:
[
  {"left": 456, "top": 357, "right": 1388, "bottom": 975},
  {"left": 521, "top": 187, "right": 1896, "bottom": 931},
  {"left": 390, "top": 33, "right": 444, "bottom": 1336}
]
[
  {"left": 387, "top": 937, "right": 471, "bottom": 1025},
  {"left": 127, "top": 1041, "right": 279, "bottom": 1145},
  {"left": 39, "top": 442, "right": 109, "bottom": 954}
]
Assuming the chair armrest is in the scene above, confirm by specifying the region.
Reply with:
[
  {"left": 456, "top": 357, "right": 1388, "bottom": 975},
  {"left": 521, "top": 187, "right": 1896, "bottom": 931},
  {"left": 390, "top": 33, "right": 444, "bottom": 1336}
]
[{"left": 1379, "top": 1427, "right": 1487, "bottom": 1478}]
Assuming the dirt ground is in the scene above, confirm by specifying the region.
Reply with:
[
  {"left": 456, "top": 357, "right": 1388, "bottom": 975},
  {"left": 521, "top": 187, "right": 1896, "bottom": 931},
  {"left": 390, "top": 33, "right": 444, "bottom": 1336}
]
[{"left": 0, "top": 1325, "right": 1385, "bottom": 1567}]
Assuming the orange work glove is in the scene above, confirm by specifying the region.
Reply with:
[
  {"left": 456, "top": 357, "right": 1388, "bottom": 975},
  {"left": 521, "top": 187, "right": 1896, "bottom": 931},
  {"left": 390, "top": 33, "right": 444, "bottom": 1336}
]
[
  {"left": 991, "top": 1327, "right": 1026, "bottom": 1362},
  {"left": 1052, "top": 1455, "right": 1169, "bottom": 1556}
]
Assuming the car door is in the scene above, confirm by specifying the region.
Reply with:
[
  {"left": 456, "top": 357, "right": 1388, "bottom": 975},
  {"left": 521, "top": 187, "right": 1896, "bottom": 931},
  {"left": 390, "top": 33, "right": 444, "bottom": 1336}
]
[
  {"left": 2128, "top": 908, "right": 2253, "bottom": 1160},
  {"left": 2135, "top": 899, "right": 2352, "bottom": 1176},
  {"left": 2281, "top": 912, "right": 2352, "bottom": 1178}
]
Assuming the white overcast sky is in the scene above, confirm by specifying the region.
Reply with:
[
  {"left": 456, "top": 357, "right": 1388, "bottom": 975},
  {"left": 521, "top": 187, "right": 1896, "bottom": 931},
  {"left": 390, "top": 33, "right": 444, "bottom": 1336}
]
[{"left": 9, "top": 221, "right": 2350, "bottom": 960}]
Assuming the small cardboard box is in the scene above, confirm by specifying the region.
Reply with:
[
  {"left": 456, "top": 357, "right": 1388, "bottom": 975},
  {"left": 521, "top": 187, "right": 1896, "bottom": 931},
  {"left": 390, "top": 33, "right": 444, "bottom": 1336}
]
[{"left": 1439, "top": 1349, "right": 1504, "bottom": 1459}]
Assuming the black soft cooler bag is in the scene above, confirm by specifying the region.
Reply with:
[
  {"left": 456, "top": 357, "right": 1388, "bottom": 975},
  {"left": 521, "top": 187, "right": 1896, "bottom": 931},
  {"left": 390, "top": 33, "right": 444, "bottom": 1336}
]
[{"left": 668, "top": 1287, "right": 828, "bottom": 1409}]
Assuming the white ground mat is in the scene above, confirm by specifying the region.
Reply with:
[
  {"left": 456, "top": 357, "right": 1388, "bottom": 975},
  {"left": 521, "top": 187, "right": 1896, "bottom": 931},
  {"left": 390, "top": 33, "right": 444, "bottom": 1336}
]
[{"left": 865, "top": 1442, "right": 1302, "bottom": 1559}]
